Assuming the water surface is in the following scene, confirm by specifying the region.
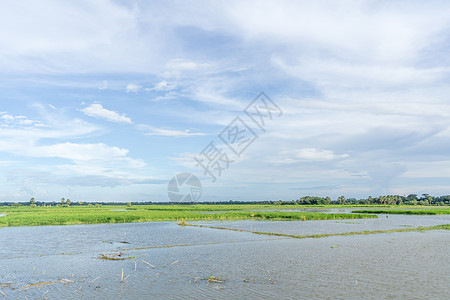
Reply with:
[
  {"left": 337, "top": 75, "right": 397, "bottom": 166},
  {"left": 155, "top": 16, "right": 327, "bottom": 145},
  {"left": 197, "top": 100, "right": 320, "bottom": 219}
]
[{"left": 0, "top": 215, "right": 448, "bottom": 299}]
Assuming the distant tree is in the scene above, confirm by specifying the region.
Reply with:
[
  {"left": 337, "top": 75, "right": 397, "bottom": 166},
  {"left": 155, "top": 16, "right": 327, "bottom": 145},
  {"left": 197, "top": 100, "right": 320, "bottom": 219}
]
[
  {"left": 338, "top": 196, "right": 346, "bottom": 205},
  {"left": 66, "top": 199, "right": 71, "bottom": 206},
  {"left": 127, "top": 202, "right": 132, "bottom": 207},
  {"left": 326, "top": 196, "right": 331, "bottom": 204},
  {"left": 30, "top": 197, "right": 35, "bottom": 205},
  {"left": 61, "top": 198, "right": 66, "bottom": 205},
  {"left": 407, "top": 194, "right": 418, "bottom": 201}
]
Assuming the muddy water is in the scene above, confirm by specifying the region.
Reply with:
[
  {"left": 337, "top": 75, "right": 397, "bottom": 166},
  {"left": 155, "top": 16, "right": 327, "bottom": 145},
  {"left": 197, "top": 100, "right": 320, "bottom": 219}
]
[{"left": 0, "top": 215, "right": 448, "bottom": 299}]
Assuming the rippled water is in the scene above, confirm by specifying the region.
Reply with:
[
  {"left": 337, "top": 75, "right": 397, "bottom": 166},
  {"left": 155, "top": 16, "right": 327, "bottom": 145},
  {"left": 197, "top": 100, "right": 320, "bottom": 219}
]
[{"left": 0, "top": 214, "right": 448, "bottom": 299}]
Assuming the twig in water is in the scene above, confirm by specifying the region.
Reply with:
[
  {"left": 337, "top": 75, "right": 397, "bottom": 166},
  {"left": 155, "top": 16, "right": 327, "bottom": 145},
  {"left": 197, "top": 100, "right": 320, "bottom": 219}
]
[
  {"left": 19, "top": 281, "right": 60, "bottom": 291},
  {"left": 61, "top": 279, "right": 74, "bottom": 284},
  {"left": 142, "top": 260, "right": 155, "bottom": 268},
  {"left": 90, "top": 276, "right": 100, "bottom": 284},
  {"left": 170, "top": 260, "right": 179, "bottom": 266},
  {"left": 0, "top": 289, "right": 6, "bottom": 297}
]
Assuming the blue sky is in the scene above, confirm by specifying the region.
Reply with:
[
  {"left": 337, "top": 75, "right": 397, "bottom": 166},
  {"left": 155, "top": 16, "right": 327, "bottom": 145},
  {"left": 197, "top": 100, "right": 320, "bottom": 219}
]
[{"left": 1, "top": 0, "right": 450, "bottom": 202}]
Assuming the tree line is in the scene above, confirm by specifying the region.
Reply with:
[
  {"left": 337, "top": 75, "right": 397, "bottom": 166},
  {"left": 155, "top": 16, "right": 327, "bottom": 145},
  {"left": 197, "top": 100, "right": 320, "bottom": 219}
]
[
  {"left": 290, "top": 194, "right": 450, "bottom": 206},
  {"left": 1, "top": 194, "right": 449, "bottom": 206}
]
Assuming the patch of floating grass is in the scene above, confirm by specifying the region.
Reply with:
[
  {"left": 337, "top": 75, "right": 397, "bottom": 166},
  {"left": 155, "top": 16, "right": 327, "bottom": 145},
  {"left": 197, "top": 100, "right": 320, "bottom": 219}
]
[{"left": 97, "top": 252, "right": 135, "bottom": 261}]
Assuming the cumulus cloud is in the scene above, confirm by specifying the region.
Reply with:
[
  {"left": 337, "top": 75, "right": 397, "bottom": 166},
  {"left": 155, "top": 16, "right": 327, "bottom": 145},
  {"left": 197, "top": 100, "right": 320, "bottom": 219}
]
[{"left": 81, "top": 103, "right": 132, "bottom": 124}]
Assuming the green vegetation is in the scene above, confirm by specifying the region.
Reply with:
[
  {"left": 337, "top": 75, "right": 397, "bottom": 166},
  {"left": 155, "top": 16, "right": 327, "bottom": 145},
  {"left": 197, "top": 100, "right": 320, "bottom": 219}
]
[
  {"left": 353, "top": 208, "right": 450, "bottom": 215},
  {"left": 0, "top": 205, "right": 377, "bottom": 227},
  {"left": 293, "top": 194, "right": 450, "bottom": 205}
]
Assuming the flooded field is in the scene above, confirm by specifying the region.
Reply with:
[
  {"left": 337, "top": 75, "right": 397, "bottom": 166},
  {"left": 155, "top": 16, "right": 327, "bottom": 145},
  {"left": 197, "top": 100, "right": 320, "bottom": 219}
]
[{"left": 0, "top": 213, "right": 449, "bottom": 299}]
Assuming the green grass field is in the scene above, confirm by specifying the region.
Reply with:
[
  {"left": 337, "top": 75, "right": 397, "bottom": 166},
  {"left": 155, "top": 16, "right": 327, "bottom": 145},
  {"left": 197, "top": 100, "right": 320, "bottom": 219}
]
[
  {"left": 0, "top": 205, "right": 379, "bottom": 227},
  {"left": 353, "top": 208, "right": 450, "bottom": 215}
]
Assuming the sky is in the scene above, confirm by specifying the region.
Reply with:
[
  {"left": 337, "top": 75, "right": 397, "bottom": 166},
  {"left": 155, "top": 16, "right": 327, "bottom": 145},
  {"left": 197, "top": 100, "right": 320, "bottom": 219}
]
[{"left": 1, "top": 0, "right": 450, "bottom": 203}]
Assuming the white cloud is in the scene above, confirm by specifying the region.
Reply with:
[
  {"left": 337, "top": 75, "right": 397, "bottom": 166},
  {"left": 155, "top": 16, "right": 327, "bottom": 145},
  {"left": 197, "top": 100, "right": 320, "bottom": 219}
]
[
  {"left": 162, "top": 59, "right": 214, "bottom": 79},
  {"left": 81, "top": 103, "right": 132, "bottom": 124},
  {"left": 0, "top": 112, "right": 42, "bottom": 127},
  {"left": 270, "top": 148, "right": 349, "bottom": 165},
  {"left": 0, "top": 106, "right": 151, "bottom": 196},
  {"left": 32, "top": 142, "right": 128, "bottom": 161},
  {"left": 295, "top": 148, "right": 349, "bottom": 161},
  {"left": 126, "top": 83, "right": 141, "bottom": 93},
  {"left": 139, "top": 125, "right": 206, "bottom": 137},
  {"left": 147, "top": 80, "right": 175, "bottom": 92},
  {"left": 166, "top": 59, "right": 211, "bottom": 72}
]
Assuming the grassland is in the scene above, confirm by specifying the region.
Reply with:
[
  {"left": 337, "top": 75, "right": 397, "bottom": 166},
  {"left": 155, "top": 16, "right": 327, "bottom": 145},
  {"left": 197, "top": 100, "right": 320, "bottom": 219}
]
[
  {"left": 353, "top": 208, "right": 450, "bottom": 215},
  {"left": 0, "top": 205, "right": 378, "bottom": 227}
]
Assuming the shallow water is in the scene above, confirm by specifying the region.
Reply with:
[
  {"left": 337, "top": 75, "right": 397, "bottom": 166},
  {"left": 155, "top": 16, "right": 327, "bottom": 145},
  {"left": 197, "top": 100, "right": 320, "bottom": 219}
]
[
  {"left": 0, "top": 215, "right": 448, "bottom": 299},
  {"left": 192, "top": 213, "right": 450, "bottom": 236}
]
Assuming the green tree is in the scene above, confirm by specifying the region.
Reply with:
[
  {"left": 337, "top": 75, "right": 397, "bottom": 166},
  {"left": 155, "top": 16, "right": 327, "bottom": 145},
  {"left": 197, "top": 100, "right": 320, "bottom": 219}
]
[
  {"left": 407, "top": 194, "right": 418, "bottom": 201},
  {"left": 66, "top": 199, "right": 71, "bottom": 206},
  {"left": 30, "top": 197, "right": 35, "bottom": 205},
  {"left": 61, "top": 198, "right": 65, "bottom": 205},
  {"left": 338, "top": 196, "right": 346, "bottom": 205}
]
